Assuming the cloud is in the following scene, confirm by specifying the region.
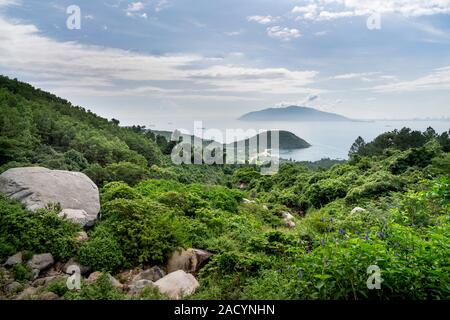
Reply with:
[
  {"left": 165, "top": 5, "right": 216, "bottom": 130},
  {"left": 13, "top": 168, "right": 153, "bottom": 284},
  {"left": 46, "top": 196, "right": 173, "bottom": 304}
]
[
  {"left": 333, "top": 72, "right": 380, "bottom": 80},
  {"left": 293, "top": 0, "right": 450, "bottom": 21},
  {"left": 125, "top": 1, "right": 148, "bottom": 18},
  {"left": 247, "top": 15, "right": 279, "bottom": 25},
  {"left": 267, "top": 26, "right": 301, "bottom": 41},
  {"left": 0, "top": 16, "right": 320, "bottom": 99},
  {"left": 372, "top": 66, "right": 450, "bottom": 92},
  {"left": 224, "top": 30, "right": 243, "bottom": 36},
  {"left": 0, "top": 0, "right": 19, "bottom": 7},
  {"left": 155, "top": 0, "right": 171, "bottom": 12},
  {"left": 127, "top": 2, "right": 145, "bottom": 12}
]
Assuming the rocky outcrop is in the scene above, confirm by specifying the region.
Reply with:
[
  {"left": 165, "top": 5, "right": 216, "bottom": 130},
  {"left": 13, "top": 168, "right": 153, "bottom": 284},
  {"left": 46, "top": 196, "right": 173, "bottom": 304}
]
[
  {"left": 281, "top": 211, "right": 296, "bottom": 228},
  {"left": 351, "top": 207, "right": 367, "bottom": 214},
  {"left": 132, "top": 266, "right": 165, "bottom": 282},
  {"left": 58, "top": 209, "right": 93, "bottom": 228},
  {"left": 0, "top": 167, "right": 100, "bottom": 227},
  {"left": 4, "top": 252, "right": 22, "bottom": 267},
  {"left": 154, "top": 270, "right": 199, "bottom": 299},
  {"left": 28, "top": 253, "right": 54, "bottom": 274},
  {"left": 167, "top": 249, "right": 212, "bottom": 274}
]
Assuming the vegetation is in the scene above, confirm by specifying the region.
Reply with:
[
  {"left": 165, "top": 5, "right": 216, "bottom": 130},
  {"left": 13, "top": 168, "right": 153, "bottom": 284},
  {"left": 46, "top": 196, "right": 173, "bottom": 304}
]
[{"left": 0, "top": 76, "right": 449, "bottom": 300}]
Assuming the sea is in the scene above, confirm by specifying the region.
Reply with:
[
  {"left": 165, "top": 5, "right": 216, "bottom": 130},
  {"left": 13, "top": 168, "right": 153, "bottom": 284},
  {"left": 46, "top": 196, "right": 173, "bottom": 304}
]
[{"left": 151, "top": 119, "right": 450, "bottom": 162}]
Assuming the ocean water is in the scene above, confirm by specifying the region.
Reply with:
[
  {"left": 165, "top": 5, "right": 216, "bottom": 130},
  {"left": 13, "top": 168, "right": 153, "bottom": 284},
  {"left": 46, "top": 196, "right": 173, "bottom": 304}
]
[{"left": 154, "top": 119, "right": 450, "bottom": 162}]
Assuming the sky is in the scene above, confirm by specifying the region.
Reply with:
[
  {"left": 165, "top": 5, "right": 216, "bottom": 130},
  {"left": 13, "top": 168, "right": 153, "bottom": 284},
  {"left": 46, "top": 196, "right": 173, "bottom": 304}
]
[{"left": 0, "top": 0, "right": 449, "bottom": 127}]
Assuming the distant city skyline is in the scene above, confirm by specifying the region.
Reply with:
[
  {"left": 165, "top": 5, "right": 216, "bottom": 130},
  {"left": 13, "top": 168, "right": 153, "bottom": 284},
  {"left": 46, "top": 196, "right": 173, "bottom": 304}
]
[{"left": 0, "top": 0, "right": 449, "bottom": 127}]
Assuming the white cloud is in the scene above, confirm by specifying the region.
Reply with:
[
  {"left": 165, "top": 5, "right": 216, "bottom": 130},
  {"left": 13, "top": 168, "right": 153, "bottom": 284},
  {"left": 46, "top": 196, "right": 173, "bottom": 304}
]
[
  {"left": 372, "top": 66, "right": 450, "bottom": 92},
  {"left": 127, "top": 2, "right": 144, "bottom": 12},
  {"left": 125, "top": 1, "right": 148, "bottom": 18},
  {"left": 333, "top": 72, "right": 380, "bottom": 80},
  {"left": 0, "top": 16, "right": 319, "bottom": 99},
  {"left": 267, "top": 26, "right": 301, "bottom": 41},
  {"left": 0, "top": 0, "right": 19, "bottom": 7},
  {"left": 224, "top": 30, "right": 243, "bottom": 36},
  {"left": 247, "top": 15, "right": 279, "bottom": 25},
  {"left": 293, "top": 0, "right": 450, "bottom": 21},
  {"left": 155, "top": 0, "right": 171, "bottom": 12}
]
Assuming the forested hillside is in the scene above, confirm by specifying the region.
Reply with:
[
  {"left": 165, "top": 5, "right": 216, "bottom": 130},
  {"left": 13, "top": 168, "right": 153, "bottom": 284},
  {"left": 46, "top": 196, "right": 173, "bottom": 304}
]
[{"left": 0, "top": 76, "right": 449, "bottom": 300}]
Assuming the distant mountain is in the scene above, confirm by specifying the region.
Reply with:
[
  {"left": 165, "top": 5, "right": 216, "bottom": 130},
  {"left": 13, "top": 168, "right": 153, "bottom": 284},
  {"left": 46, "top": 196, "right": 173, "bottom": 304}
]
[
  {"left": 227, "top": 130, "right": 310, "bottom": 150},
  {"left": 153, "top": 130, "right": 310, "bottom": 151},
  {"left": 239, "top": 106, "right": 353, "bottom": 122}
]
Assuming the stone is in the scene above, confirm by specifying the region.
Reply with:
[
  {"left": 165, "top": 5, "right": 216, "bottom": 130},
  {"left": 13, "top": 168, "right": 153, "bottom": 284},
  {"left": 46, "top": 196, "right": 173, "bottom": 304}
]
[
  {"left": 128, "top": 279, "right": 154, "bottom": 295},
  {"left": 75, "top": 231, "right": 89, "bottom": 243},
  {"left": 39, "top": 292, "right": 59, "bottom": 300},
  {"left": 281, "top": 211, "right": 294, "bottom": 221},
  {"left": 285, "top": 220, "right": 296, "bottom": 228},
  {"left": 28, "top": 253, "right": 54, "bottom": 271},
  {"left": 154, "top": 270, "right": 199, "bottom": 299},
  {"left": 62, "top": 258, "right": 90, "bottom": 275},
  {"left": 15, "top": 286, "right": 38, "bottom": 300},
  {"left": 132, "top": 266, "right": 165, "bottom": 282},
  {"left": 86, "top": 271, "right": 102, "bottom": 283},
  {"left": 351, "top": 207, "right": 367, "bottom": 214},
  {"left": 0, "top": 167, "right": 100, "bottom": 225},
  {"left": 5, "top": 281, "right": 22, "bottom": 294},
  {"left": 242, "top": 198, "right": 255, "bottom": 204},
  {"left": 167, "top": 249, "right": 212, "bottom": 274},
  {"left": 4, "top": 252, "right": 22, "bottom": 267},
  {"left": 58, "top": 209, "right": 93, "bottom": 228},
  {"left": 32, "top": 276, "right": 61, "bottom": 287},
  {"left": 86, "top": 272, "right": 123, "bottom": 289}
]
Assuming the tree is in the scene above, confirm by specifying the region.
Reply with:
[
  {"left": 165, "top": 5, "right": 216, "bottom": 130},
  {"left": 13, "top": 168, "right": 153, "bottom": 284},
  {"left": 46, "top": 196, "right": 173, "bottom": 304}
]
[{"left": 348, "top": 136, "right": 366, "bottom": 157}]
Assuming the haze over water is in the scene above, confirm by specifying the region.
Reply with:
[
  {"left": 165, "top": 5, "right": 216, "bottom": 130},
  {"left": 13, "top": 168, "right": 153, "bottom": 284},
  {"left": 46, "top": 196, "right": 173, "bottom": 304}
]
[{"left": 152, "top": 118, "right": 450, "bottom": 161}]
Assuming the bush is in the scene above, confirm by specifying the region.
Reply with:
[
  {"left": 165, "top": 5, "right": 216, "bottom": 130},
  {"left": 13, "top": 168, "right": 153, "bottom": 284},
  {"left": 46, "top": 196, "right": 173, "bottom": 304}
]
[
  {"left": 77, "top": 226, "right": 125, "bottom": 272},
  {"left": 105, "top": 161, "right": 150, "bottom": 186},
  {"left": 101, "top": 181, "right": 141, "bottom": 203},
  {"left": 101, "top": 199, "right": 188, "bottom": 264},
  {"left": 346, "top": 171, "right": 404, "bottom": 203},
  {"left": 0, "top": 195, "right": 79, "bottom": 260},
  {"left": 65, "top": 273, "right": 126, "bottom": 300}
]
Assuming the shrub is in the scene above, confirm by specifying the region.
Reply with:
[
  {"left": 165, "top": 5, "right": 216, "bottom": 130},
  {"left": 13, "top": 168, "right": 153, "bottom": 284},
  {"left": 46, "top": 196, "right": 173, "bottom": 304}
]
[
  {"left": 101, "top": 181, "right": 141, "bottom": 204},
  {"left": 101, "top": 199, "right": 187, "bottom": 264},
  {"left": 105, "top": 161, "right": 150, "bottom": 186},
  {"left": 0, "top": 195, "right": 79, "bottom": 260},
  {"left": 77, "top": 226, "right": 125, "bottom": 272},
  {"left": 65, "top": 273, "right": 126, "bottom": 300}
]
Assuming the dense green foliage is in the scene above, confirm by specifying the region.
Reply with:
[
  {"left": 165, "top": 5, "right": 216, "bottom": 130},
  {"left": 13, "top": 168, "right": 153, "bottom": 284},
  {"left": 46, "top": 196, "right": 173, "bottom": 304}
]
[{"left": 0, "top": 76, "right": 449, "bottom": 300}]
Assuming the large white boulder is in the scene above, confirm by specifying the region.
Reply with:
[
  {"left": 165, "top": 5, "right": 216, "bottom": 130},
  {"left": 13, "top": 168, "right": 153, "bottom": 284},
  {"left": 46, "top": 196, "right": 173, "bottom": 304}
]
[
  {"left": 154, "top": 270, "right": 199, "bottom": 299},
  {"left": 0, "top": 167, "right": 100, "bottom": 227}
]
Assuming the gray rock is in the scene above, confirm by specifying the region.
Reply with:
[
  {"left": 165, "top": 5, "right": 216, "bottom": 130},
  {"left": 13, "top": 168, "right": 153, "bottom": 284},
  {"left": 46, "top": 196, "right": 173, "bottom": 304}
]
[
  {"left": 58, "top": 209, "right": 94, "bottom": 228},
  {"left": 5, "top": 281, "right": 22, "bottom": 294},
  {"left": 28, "top": 253, "right": 54, "bottom": 271},
  {"left": 128, "top": 279, "right": 154, "bottom": 295},
  {"left": 62, "top": 258, "right": 90, "bottom": 275},
  {"left": 86, "top": 271, "right": 123, "bottom": 289},
  {"left": 167, "top": 249, "right": 212, "bottom": 274},
  {"left": 281, "top": 211, "right": 294, "bottom": 221},
  {"left": 38, "top": 292, "right": 60, "bottom": 300},
  {"left": 75, "top": 231, "right": 89, "bottom": 243},
  {"left": 15, "top": 286, "right": 38, "bottom": 300},
  {"left": 132, "top": 266, "right": 165, "bottom": 282},
  {"left": 351, "top": 207, "right": 367, "bottom": 214},
  {"left": 154, "top": 270, "right": 199, "bottom": 299},
  {"left": 0, "top": 167, "right": 100, "bottom": 224},
  {"left": 4, "top": 252, "right": 22, "bottom": 267}
]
